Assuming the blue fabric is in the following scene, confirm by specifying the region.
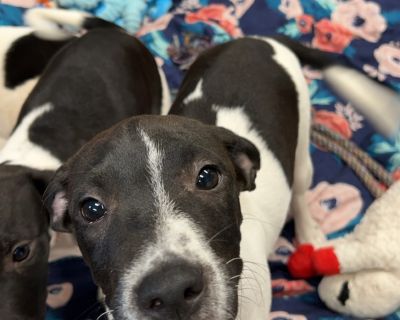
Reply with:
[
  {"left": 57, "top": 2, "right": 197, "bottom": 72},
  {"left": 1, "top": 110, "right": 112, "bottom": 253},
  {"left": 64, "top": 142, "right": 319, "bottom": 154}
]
[
  {"left": 0, "top": 4, "right": 25, "bottom": 26},
  {"left": 2, "top": 0, "right": 400, "bottom": 318}
]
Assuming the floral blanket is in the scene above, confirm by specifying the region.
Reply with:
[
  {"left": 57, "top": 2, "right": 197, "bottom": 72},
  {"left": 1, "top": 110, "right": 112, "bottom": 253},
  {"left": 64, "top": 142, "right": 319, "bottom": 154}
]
[{"left": 1, "top": 0, "right": 400, "bottom": 319}]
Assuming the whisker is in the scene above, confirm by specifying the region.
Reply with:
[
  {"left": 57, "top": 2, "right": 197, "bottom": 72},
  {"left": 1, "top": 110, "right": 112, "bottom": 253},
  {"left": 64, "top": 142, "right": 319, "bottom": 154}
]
[
  {"left": 226, "top": 257, "right": 242, "bottom": 265},
  {"left": 96, "top": 308, "right": 114, "bottom": 320},
  {"left": 206, "top": 223, "right": 234, "bottom": 245},
  {"left": 74, "top": 300, "right": 103, "bottom": 320}
]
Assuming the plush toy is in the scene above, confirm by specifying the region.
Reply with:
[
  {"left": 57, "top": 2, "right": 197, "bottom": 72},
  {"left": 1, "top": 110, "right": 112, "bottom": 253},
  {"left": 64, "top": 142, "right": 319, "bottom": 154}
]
[
  {"left": 55, "top": 0, "right": 173, "bottom": 34},
  {"left": 288, "top": 179, "right": 400, "bottom": 318}
]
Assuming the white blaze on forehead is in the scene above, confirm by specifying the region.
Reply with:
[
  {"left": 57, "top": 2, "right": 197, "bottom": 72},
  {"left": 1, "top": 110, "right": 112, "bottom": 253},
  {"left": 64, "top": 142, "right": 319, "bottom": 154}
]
[
  {"left": 0, "top": 103, "right": 62, "bottom": 170},
  {"left": 138, "top": 128, "right": 175, "bottom": 218},
  {"left": 117, "top": 129, "right": 229, "bottom": 319}
]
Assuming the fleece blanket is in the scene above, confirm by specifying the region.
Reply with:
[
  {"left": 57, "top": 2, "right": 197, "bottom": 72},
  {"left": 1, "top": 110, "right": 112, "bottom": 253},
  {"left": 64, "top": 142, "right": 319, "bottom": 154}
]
[{"left": 1, "top": 0, "right": 400, "bottom": 319}]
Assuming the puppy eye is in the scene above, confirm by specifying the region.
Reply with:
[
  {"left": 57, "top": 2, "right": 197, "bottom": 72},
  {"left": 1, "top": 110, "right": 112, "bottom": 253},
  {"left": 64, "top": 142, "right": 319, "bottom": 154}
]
[
  {"left": 196, "top": 166, "right": 220, "bottom": 190},
  {"left": 12, "top": 244, "right": 31, "bottom": 262},
  {"left": 80, "top": 198, "right": 107, "bottom": 222}
]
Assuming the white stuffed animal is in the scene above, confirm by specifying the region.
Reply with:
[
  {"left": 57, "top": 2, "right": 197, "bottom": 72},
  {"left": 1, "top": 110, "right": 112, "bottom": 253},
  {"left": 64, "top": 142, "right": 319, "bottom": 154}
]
[{"left": 288, "top": 179, "right": 400, "bottom": 318}]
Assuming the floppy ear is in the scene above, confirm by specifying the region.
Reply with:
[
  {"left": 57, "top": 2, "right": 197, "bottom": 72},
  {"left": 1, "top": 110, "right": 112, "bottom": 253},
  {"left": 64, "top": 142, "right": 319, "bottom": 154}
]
[
  {"left": 29, "top": 169, "right": 54, "bottom": 196},
  {"left": 213, "top": 127, "right": 260, "bottom": 191},
  {"left": 43, "top": 165, "right": 72, "bottom": 233}
]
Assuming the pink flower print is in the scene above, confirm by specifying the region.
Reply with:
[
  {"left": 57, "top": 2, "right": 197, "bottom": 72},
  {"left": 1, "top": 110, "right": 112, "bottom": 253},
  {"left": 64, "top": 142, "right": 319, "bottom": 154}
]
[
  {"left": 269, "top": 237, "right": 295, "bottom": 264},
  {"left": 185, "top": 4, "right": 243, "bottom": 38},
  {"left": 136, "top": 14, "right": 174, "bottom": 36},
  {"left": 296, "top": 14, "right": 314, "bottom": 34},
  {"left": 314, "top": 110, "right": 352, "bottom": 139},
  {"left": 2, "top": 0, "right": 36, "bottom": 8},
  {"left": 332, "top": 0, "right": 387, "bottom": 43},
  {"left": 302, "top": 66, "right": 322, "bottom": 84},
  {"left": 278, "top": 0, "right": 303, "bottom": 19},
  {"left": 271, "top": 279, "right": 314, "bottom": 298},
  {"left": 335, "top": 102, "right": 364, "bottom": 132},
  {"left": 312, "top": 19, "right": 353, "bottom": 53},
  {"left": 363, "top": 64, "right": 387, "bottom": 81},
  {"left": 393, "top": 168, "right": 400, "bottom": 181},
  {"left": 306, "top": 182, "right": 363, "bottom": 235},
  {"left": 374, "top": 43, "right": 400, "bottom": 78}
]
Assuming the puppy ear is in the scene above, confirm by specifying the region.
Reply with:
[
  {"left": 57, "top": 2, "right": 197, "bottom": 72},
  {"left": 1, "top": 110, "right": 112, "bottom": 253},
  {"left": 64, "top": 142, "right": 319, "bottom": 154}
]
[
  {"left": 29, "top": 169, "right": 54, "bottom": 196},
  {"left": 43, "top": 165, "right": 72, "bottom": 233},
  {"left": 213, "top": 127, "right": 260, "bottom": 191}
]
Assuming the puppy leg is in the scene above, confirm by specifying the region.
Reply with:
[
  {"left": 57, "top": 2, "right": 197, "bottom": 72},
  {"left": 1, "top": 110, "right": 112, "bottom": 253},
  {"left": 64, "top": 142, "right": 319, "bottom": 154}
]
[
  {"left": 318, "top": 271, "right": 400, "bottom": 318},
  {"left": 237, "top": 228, "right": 272, "bottom": 320},
  {"left": 291, "top": 101, "right": 326, "bottom": 246},
  {"left": 237, "top": 165, "right": 291, "bottom": 319}
]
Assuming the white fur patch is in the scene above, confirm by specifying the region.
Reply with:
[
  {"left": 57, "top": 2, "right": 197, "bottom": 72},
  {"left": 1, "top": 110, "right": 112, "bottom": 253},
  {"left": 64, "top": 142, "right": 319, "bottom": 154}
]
[
  {"left": 0, "top": 103, "right": 62, "bottom": 170},
  {"left": 254, "top": 37, "right": 320, "bottom": 245},
  {"left": 158, "top": 67, "right": 171, "bottom": 115},
  {"left": 25, "top": 8, "right": 89, "bottom": 40},
  {"left": 213, "top": 105, "right": 292, "bottom": 320},
  {"left": 138, "top": 129, "right": 174, "bottom": 218},
  {"left": 117, "top": 129, "right": 229, "bottom": 319},
  {"left": 183, "top": 79, "right": 204, "bottom": 105}
]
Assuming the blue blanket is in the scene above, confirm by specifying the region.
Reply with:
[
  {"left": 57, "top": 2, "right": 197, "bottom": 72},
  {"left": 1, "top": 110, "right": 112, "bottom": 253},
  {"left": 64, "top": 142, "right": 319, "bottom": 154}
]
[{"left": 2, "top": 1, "right": 400, "bottom": 319}]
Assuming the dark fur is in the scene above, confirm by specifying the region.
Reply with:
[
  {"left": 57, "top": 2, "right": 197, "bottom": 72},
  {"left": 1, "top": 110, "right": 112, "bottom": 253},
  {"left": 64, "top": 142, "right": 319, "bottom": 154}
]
[
  {"left": 5, "top": 32, "right": 70, "bottom": 89},
  {"left": 0, "top": 27, "right": 162, "bottom": 319},
  {"left": 0, "top": 166, "right": 51, "bottom": 319},
  {"left": 44, "top": 35, "right": 353, "bottom": 320},
  {"left": 45, "top": 115, "right": 259, "bottom": 319},
  {"left": 42, "top": 36, "right": 306, "bottom": 320},
  {"left": 16, "top": 28, "right": 161, "bottom": 160},
  {"left": 170, "top": 37, "right": 299, "bottom": 184}
]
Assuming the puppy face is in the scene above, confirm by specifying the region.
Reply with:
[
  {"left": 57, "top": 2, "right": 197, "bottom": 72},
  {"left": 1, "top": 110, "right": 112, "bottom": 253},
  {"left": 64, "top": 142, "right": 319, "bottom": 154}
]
[
  {"left": 0, "top": 165, "right": 50, "bottom": 319},
  {"left": 45, "top": 115, "right": 260, "bottom": 320}
]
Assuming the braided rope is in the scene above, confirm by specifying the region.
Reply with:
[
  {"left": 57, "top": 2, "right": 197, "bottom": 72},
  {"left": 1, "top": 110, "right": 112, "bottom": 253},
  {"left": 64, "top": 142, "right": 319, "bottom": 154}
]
[
  {"left": 311, "top": 124, "right": 392, "bottom": 198},
  {"left": 312, "top": 123, "right": 394, "bottom": 187}
]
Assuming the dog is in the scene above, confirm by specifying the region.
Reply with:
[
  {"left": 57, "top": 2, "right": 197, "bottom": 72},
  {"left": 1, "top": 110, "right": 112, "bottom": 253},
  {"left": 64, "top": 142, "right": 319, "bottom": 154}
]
[
  {"left": 42, "top": 29, "right": 399, "bottom": 320},
  {"left": 0, "top": 26, "right": 70, "bottom": 147},
  {"left": 0, "top": 9, "right": 167, "bottom": 319}
]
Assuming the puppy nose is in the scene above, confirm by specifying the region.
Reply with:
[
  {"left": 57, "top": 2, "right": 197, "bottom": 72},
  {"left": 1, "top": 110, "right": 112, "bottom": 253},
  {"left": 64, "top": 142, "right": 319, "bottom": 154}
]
[{"left": 136, "top": 260, "right": 204, "bottom": 319}]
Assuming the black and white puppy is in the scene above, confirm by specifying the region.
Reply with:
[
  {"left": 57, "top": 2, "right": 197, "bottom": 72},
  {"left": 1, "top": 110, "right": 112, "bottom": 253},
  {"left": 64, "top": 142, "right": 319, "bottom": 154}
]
[
  {"left": 43, "top": 31, "right": 397, "bottom": 320},
  {"left": 0, "top": 27, "right": 69, "bottom": 147},
  {"left": 41, "top": 35, "right": 370, "bottom": 320},
  {"left": 0, "top": 10, "right": 167, "bottom": 319}
]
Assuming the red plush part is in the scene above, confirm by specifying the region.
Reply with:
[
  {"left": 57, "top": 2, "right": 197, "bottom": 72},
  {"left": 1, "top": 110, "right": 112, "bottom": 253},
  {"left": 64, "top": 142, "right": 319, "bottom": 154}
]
[
  {"left": 313, "top": 247, "right": 340, "bottom": 275},
  {"left": 288, "top": 244, "right": 316, "bottom": 279}
]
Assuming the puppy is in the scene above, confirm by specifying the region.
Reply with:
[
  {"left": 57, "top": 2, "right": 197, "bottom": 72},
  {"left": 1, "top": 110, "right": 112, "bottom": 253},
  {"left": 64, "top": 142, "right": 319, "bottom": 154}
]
[
  {"left": 44, "top": 36, "right": 396, "bottom": 319},
  {"left": 0, "top": 10, "right": 166, "bottom": 319},
  {"left": 0, "top": 26, "right": 69, "bottom": 147}
]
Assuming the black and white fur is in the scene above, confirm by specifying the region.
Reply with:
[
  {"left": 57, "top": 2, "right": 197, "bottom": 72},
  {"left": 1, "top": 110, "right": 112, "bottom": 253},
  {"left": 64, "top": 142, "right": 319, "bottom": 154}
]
[
  {"left": 0, "top": 26, "right": 69, "bottom": 147},
  {"left": 42, "top": 32, "right": 399, "bottom": 320},
  {"left": 169, "top": 36, "right": 314, "bottom": 319},
  {"left": 39, "top": 8, "right": 400, "bottom": 319},
  {"left": 0, "top": 10, "right": 166, "bottom": 319}
]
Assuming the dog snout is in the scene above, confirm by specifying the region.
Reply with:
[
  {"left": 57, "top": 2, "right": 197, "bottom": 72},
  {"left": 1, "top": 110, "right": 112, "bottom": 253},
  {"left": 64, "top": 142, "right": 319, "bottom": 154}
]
[{"left": 136, "top": 260, "right": 205, "bottom": 319}]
